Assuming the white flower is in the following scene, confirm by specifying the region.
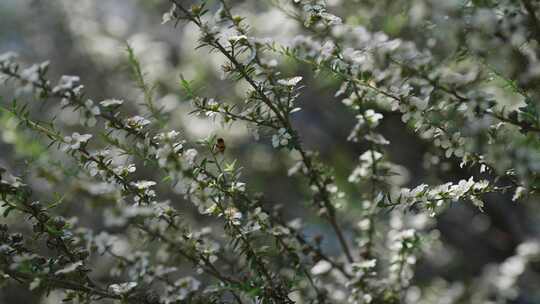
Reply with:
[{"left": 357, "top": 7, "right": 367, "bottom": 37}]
[
  {"left": 84, "top": 99, "right": 101, "bottom": 116},
  {"left": 352, "top": 259, "right": 377, "bottom": 270},
  {"left": 131, "top": 180, "right": 156, "bottom": 190},
  {"left": 20, "top": 63, "right": 45, "bottom": 83},
  {"left": 320, "top": 12, "right": 342, "bottom": 25},
  {"left": 400, "top": 229, "right": 416, "bottom": 240},
  {"left": 342, "top": 48, "right": 366, "bottom": 64},
  {"left": 271, "top": 225, "right": 290, "bottom": 236},
  {"left": 63, "top": 133, "right": 92, "bottom": 151},
  {"left": 348, "top": 166, "right": 368, "bottom": 182},
  {"left": 319, "top": 41, "right": 336, "bottom": 62},
  {"left": 53, "top": 75, "right": 82, "bottom": 95},
  {"left": 93, "top": 232, "right": 118, "bottom": 255},
  {"left": 410, "top": 184, "right": 428, "bottom": 198},
  {"left": 363, "top": 109, "right": 383, "bottom": 127},
  {"left": 115, "top": 164, "right": 136, "bottom": 176},
  {"left": 410, "top": 96, "right": 429, "bottom": 111},
  {"left": 512, "top": 186, "right": 526, "bottom": 202},
  {"left": 204, "top": 203, "right": 219, "bottom": 216},
  {"left": 363, "top": 294, "right": 373, "bottom": 304},
  {"left": 175, "top": 277, "right": 201, "bottom": 300},
  {"left": 224, "top": 207, "right": 242, "bottom": 226},
  {"left": 359, "top": 150, "right": 382, "bottom": 163},
  {"left": 0, "top": 170, "right": 24, "bottom": 188},
  {"left": 169, "top": 130, "right": 181, "bottom": 139},
  {"left": 470, "top": 196, "right": 484, "bottom": 209},
  {"left": 184, "top": 148, "right": 198, "bottom": 166},
  {"left": 228, "top": 35, "right": 248, "bottom": 44},
  {"left": 277, "top": 76, "right": 303, "bottom": 87},
  {"left": 311, "top": 260, "right": 332, "bottom": 275},
  {"left": 203, "top": 99, "right": 219, "bottom": 117},
  {"left": 517, "top": 241, "right": 540, "bottom": 257},
  {"left": 231, "top": 182, "right": 246, "bottom": 192},
  {"left": 450, "top": 177, "right": 475, "bottom": 199},
  {"left": 29, "top": 278, "right": 41, "bottom": 291},
  {"left": 87, "top": 162, "right": 99, "bottom": 177},
  {"left": 272, "top": 128, "right": 292, "bottom": 148},
  {"left": 0, "top": 51, "right": 17, "bottom": 64},
  {"left": 500, "top": 256, "right": 525, "bottom": 277},
  {"left": 326, "top": 183, "right": 338, "bottom": 193},
  {"left": 55, "top": 261, "right": 83, "bottom": 275},
  {"left": 357, "top": 219, "right": 371, "bottom": 230},
  {"left": 100, "top": 99, "right": 124, "bottom": 108},
  {"left": 271, "top": 135, "right": 279, "bottom": 148},
  {"left": 108, "top": 282, "right": 137, "bottom": 295},
  {"left": 162, "top": 4, "right": 177, "bottom": 24},
  {"left": 473, "top": 180, "right": 489, "bottom": 191}
]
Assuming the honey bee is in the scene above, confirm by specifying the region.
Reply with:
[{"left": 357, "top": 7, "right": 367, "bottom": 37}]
[{"left": 215, "top": 137, "right": 226, "bottom": 153}]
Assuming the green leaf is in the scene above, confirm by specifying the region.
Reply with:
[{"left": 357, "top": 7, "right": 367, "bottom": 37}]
[
  {"left": 2, "top": 206, "right": 14, "bottom": 217},
  {"left": 180, "top": 75, "right": 195, "bottom": 98}
]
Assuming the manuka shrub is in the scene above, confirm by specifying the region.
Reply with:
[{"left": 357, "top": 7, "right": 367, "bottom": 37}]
[{"left": 1, "top": 0, "right": 540, "bottom": 303}]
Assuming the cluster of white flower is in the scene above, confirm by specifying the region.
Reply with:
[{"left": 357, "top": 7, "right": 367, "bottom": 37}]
[
  {"left": 62, "top": 132, "right": 92, "bottom": 151},
  {"left": 53, "top": 75, "right": 81, "bottom": 94},
  {"left": 348, "top": 150, "right": 383, "bottom": 183},
  {"left": 20, "top": 62, "right": 48, "bottom": 85},
  {"left": 400, "top": 96, "right": 430, "bottom": 124},
  {"left": 1, "top": 0, "right": 539, "bottom": 302},
  {"left": 393, "top": 177, "right": 490, "bottom": 215},
  {"left": 113, "top": 163, "right": 136, "bottom": 177},
  {"left": 300, "top": 2, "right": 343, "bottom": 27},
  {"left": 108, "top": 282, "right": 137, "bottom": 295},
  {"left": 272, "top": 127, "right": 293, "bottom": 148},
  {"left": 131, "top": 180, "right": 157, "bottom": 203},
  {"left": 154, "top": 130, "right": 184, "bottom": 168},
  {"left": 80, "top": 99, "right": 101, "bottom": 126},
  {"left": 432, "top": 130, "right": 467, "bottom": 159}
]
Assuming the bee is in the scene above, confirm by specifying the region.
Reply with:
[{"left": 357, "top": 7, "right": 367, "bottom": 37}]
[{"left": 215, "top": 137, "right": 226, "bottom": 153}]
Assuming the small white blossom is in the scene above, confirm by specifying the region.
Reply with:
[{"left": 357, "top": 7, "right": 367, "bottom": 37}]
[
  {"left": 161, "top": 4, "right": 176, "bottom": 24},
  {"left": 0, "top": 51, "right": 17, "bottom": 64},
  {"left": 53, "top": 75, "right": 80, "bottom": 93},
  {"left": 363, "top": 109, "right": 383, "bottom": 127},
  {"left": 55, "top": 261, "right": 83, "bottom": 275},
  {"left": 231, "top": 182, "right": 246, "bottom": 192},
  {"left": 278, "top": 76, "right": 303, "bottom": 87},
  {"left": 62, "top": 133, "right": 92, "bottom": 151},
  {"left": 224, "top": 207, "right": 242, "bottom": 226},
  {"left": 512, "top": 186, "right": 526, "bottom": 202},
  {"left": 352, "top": 259, "right": 377, "bottom": 271},
  {"left": 84, "top": 99, "right": 101, "bottom": 116},
  {"left": 311, "top": 260, "right": 332, "bottom": 275},
  {"left": 100, "top": 98, "right": 124, "bottom": 108},
  {"left": 272, "top": 128, "right": 292, "bottom": 148},
  {"left": 108, "top": 282, "right": 137, "bottom": 295},
  {"left": 174, "top": 277, "right": 201, "bottom": 300},
  {"left": 228, "top": 35, "right": 248, "bottom": 44},
  {"left": 184, "top": 148, "right": 198, "bottom": 166},
  {"left": 131, "top": 180, "right": 157, "bottom": 190}
]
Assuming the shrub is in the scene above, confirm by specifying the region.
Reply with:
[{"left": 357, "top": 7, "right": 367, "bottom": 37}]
[{"left": 1, "top": 0, "right": 540, "bottom": 303}]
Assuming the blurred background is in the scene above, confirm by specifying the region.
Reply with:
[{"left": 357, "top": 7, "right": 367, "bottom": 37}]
[{"left": 1, "top": 0, "right": 540, "bottom": 303}]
